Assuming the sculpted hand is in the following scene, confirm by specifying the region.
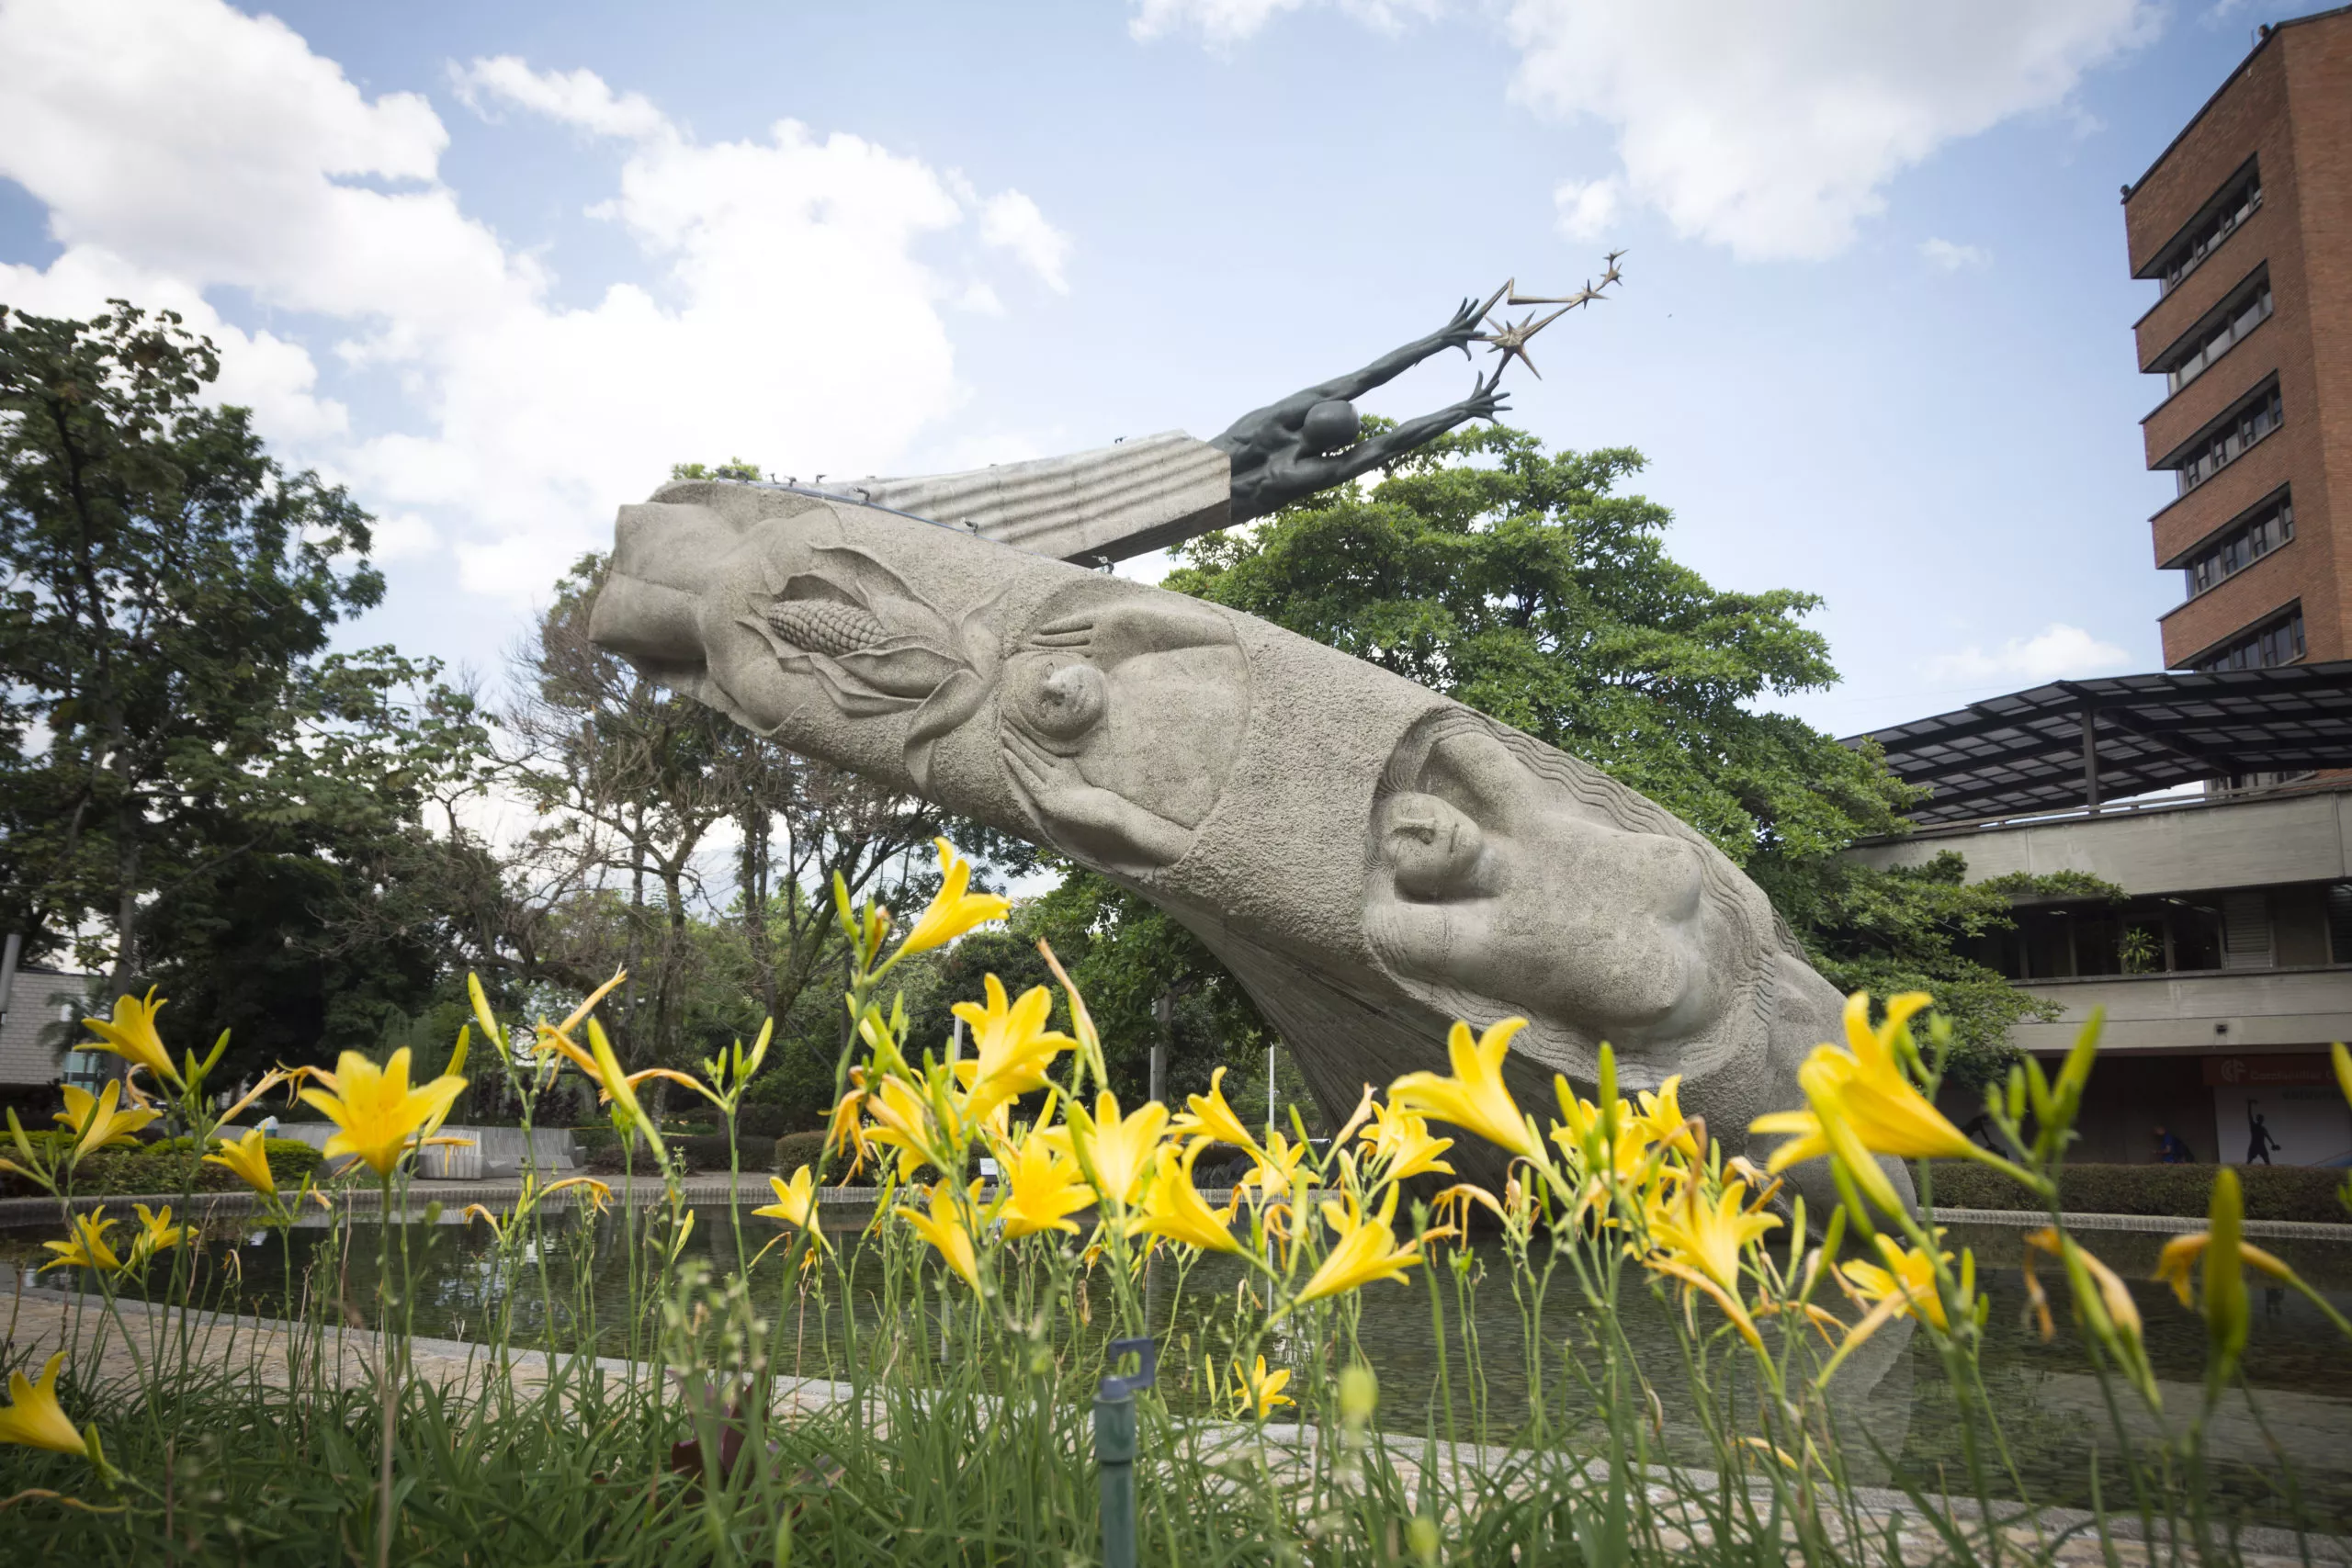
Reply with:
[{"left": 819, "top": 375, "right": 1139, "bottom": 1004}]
[
  {"left": 1459, "top": 367, "right": 1510, "bottom": 424},
  {"left": 1003, "top": 729, "right": 1192, "bottom": 867},
  {"left": 1439, "top": 294, "right": 1492, "bottom": 357}
]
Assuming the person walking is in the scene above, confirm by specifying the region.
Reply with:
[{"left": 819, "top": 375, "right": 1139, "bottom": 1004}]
[{"left": 2245, "top": 1102, "right": 2282, "bottom": 1166}]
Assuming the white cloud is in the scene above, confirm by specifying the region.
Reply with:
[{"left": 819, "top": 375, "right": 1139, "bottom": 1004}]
[
  {"left": 1552, "top": 176, "right": 1621, "bottom": 240},
  {"left": 1136, "top": 0, "right": 2155, "bottom": 262},
  {"left": 0, "top": 0, "right": 1069, "bottom": 603},
  {"left": 955, "top": 280, "right": 1007, "bottom": 316},
  {"left": 1923, "top": 624, "right": 2134, "bottom": 686},
  {"left": 978, "top": 190, "right": 1073, "bottom": 294},
  {"left": 1920, "top": 236, "right": 1992, "bottom": 271},
  {"left": 1129, "top": 0, "right": 1438, "bottom": 45},
  {"left": 1503, "top": 1, "right": 2156, "bottom": 260},
  {"left": 449, "top": 55, "right": 666, "bottom": 141},
  {"left": 368, "top": 513, "right": 441, "bottom": 561}
]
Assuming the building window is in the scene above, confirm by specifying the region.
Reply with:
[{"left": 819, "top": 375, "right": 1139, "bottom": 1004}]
[
  {"left": 2193, "top": 604, "right": 2304, "bottom": 672},
  {"left": 2172, "top": 380, "right": 2282, "bottom": 496},
  {"left": 2161, "top": 272, "right": 2272, "bottom": 397},
  {"left": 2329, "top": 884, "right": 2352, "bottom": 964},
  {"left": 2184, "top": 491, "right": 2292, "bottom": 597},
  {"left": 61, "top": 1049, "right": 109, "bottom": 1091},
  {"left": 2158, "top": 164, "right": 2261, "bottom": 295}
]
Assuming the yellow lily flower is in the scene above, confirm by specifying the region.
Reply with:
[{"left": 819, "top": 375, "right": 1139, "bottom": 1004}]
[
  {"left": 1753, "top": 991, "right": 2030, "bottom": 1213},
  {"left": 823, "top": 1067, "right": 873, "bottom": 1177},
  {"left": 1782, "top": 992, "right": 1965, "bottom": 1158},
  {"left": 1387, "top": 1018, "right": 1538, "bottom": 1160},
  {"left": 1358, "top": 1100, "right": 1454, "bottom": 1183},
  {"left": 0, "top": 1351, "right": 87, "bottom": 1457},
  {"left": 863, "top": 1072, "right": 956, "bottom": 1179},
  {"left": 896, "top": 839, "right": 1011, "bottom": 957},
  {"left": 40, "top": 1209, "right": 126, "bottom": 1275},
  {"left": 204, "top": 1126, "right": 277, "bottom": 1196},
  {"left": 1646, "top": 1179, "right": 1780, "bottom": 1299},
  {"left": 2020, "top": 1227, "right": 2162, "bottom": 1405},
  {"left": 755, "top": 1166, "right": 827, "bottom": 1247},
  {"left": 2154, "top": 1230, "right": 2308, "bottom": 1308},
  {"left": 1136, "top": 1141, "right": 1241, "bottom": 1254},
  {"left": 2335, "top": 1041, "right": 2351, "bottom": 1109},
  {"left": 994, "top": 1134, "right": 1097, "bottom": 1239},
  {"left": 1296, "top": 1185, "right": 1422, "bottom": 1303},
  {"left": 53, "top": 1080, "right": 159, "bottom": 1166},
  {"left": 1227, "top": 1354, "right": 1294, "bottom": 1418},
  {"left": 951, "top": 975, "right": 1073, "bottom": 1122},
  {"left": 1069, "top": 1090, "right": 1169, "bottom": 1208},
  {"left": 1815, "top": 1232, "right": 1975, "bottom": 1383},
  {"left": 80, "top": 988, "right": 181, "bottom": 1086},
  {"left": 904, "top": 1179, "right": 983, "bottom": 1290},
  {"left": 131, "top": 1202, "right": 186, "bottom": 1258},
  {"left": 1171, "top": 1066, "right": 1261, "bottom": 1154},
  {"left": 1629, "top": 1075, "right": 1700, "bottom": 1160},
  {"left": 1549, "top": 1085, "right": 1651, "bottom": 1201},
  {"left": 581, "top": 1018, "right": 661, "bottom": 1145},
  {"left": 1242, "top": 1127, "right": 1310, "bottom": 1201},
  {"left": 298, "top": 1046, "right": 469, "bottom": 1178},
  {"left": 1841, "top": 1232, "right": 1962, "bottom": 1332}
]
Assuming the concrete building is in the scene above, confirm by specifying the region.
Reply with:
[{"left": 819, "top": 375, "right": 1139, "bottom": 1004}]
[
  {"left": 2122, "top": 6, "right": 2352, "bottom": 671},
  {"left": 1849, "top": 666, "right": 2352, "bottom": 1167},
  {"left": 0, "top": 965, "right": 100, "bottom": 1091}
]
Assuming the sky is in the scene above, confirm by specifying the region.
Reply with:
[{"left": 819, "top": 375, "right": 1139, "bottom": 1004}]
[{"left": 0, "top": 0, "right": 2326, "bottom": 741}]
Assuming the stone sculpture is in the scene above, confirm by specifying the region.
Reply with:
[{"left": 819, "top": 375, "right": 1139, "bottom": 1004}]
[
  {"left": 796, "top": 281, "right": 1606, "bottom": 568},
  {"left": 588, "top": 457, "right": 1897, "bottom": 1203}
]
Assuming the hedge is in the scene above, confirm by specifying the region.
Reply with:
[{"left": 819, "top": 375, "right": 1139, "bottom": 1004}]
[
  {"left": 1925, "top": 1161, "right": 2348, "bottom": 1224},
  {"left": 773, "top": 1130, "right": 828, "bottom": 1176},
  {"left": 580, "top": 1130, "right": 779, "bottom": 1175},
  {"left": 0, "top": 1135, "right": 325, "bottom": 1200}
]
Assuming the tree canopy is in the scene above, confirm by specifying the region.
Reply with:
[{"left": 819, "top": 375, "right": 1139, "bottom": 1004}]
[{"left": 0, "top": 301, "right": 484, "bottom": 1071}]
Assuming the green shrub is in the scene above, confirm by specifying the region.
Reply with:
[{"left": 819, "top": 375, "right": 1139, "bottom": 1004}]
[
  {"left": 773, "top": 1130, "right": 829, "bottom": 1176},
  {"left": 1, "top": 1135, "right": 325, "bottom": 1199},
  {"left": 734, "top": 1101, "right": 791, "bottom": 1139},
  {"left": 673, "top": 1133, "right": 774, "bottom": 1173},
  {"left": 1926, "top": 1160, "right": 2346, "bottom": 1224}
]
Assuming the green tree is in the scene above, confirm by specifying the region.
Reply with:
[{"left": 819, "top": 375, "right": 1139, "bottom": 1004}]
[
  {"left": 1151, "top": 422, "right": 2051, "bottom": 1084},
  {"left": 0, "top": 301, "right": 481, "bottom": 1056}
]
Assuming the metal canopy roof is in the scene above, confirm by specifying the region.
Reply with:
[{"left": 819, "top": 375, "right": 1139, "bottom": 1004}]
[{"left": 1842, "top": 661, "right": 2352, "bottom": 827}]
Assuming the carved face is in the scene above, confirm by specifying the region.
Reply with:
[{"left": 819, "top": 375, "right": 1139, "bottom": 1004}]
[
  {"left": 997, "top": 583, "right": 1250, "bottom": 872},
  {"left": 1364, "top": 718, "right": 1736, "bottom": 1055}
]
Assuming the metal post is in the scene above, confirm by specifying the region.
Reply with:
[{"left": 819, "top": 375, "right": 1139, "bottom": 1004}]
[
  {"left": 1094, "top": 1337, "right": 1156, "bottom": 1568},
  {"left": 2080, "top": 705, "right": 2102, "bottom": 813},
  {"left": 0, "top": 933, "right": 20, "bottom": 1035},
  {"left": 1149, "top": 992, "right": 1170, "bottom": 1108}
]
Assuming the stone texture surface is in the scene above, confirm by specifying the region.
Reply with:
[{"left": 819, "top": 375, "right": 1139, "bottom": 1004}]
[
  {"left": 847, "top": 431, "right": 1231, "bottom": 565},
  {"left": 589, "top": 483, "right": 1894, "bottom": 1198}
]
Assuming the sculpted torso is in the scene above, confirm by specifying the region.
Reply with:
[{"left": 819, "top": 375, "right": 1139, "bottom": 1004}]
[{"left": 590, "top": 478, "right": 1897, "bottom": 1204}]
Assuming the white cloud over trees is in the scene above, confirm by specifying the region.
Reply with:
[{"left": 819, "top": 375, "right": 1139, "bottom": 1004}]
[{"left": 0, "top": 0, "right": 1071, "bottom": 601}]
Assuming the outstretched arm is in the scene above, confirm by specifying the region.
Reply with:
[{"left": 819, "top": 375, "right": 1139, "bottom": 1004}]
[{"left": 1301, "top": 293, "right": 1494, "bottom": 403}]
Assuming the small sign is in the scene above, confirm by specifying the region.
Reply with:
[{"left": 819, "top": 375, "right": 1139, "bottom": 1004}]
[{"left": 2201, "top": 1054, "right": 2338, "bottom": 1088}]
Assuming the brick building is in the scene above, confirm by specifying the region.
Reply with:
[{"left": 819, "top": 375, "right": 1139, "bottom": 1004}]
[{"left": 2122, "top": 6, "right": 2352, "bottom": 671}]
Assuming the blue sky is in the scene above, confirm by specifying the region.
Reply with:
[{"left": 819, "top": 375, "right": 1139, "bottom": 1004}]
[{"left": 0, "top": 0, "right": 2325, "bottom": 739}]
